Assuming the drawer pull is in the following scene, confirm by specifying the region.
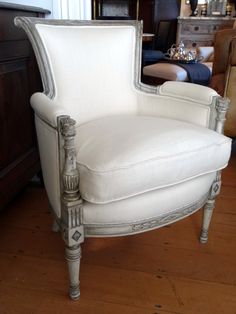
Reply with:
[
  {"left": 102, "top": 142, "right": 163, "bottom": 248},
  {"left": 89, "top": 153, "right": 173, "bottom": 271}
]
[{"left": 194, "top": 26, "right": 199, "bottom": 31}]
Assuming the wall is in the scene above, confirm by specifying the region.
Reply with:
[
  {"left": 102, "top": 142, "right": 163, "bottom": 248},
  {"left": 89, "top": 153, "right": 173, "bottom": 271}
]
[
  {"left": 52, "top": 0, "right": 91, "bottom": 19},
  {"left": 0, "top": 0, "right": 53, "bottom": 14},
  {"left": 0, "top": 0, "right": 92, "bottom": 19}
]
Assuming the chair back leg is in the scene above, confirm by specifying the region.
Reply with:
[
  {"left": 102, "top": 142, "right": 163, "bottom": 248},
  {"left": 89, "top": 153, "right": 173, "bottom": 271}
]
[{"left": 200, "top": 171, "right": 222, "bottom": 243}]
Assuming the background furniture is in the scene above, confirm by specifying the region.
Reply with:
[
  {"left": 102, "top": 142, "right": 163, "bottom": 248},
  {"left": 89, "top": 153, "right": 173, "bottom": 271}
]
[
  {"left": 15, "top": 17, "right": 231, "bottom": 301},
  {"left": 92, "top": 0, "right": 180, "bottom": 50},
  {"left": 177, "top": 17, "right": 236, "bottom": 48},
  {"left": 0, "top": 3, "right": 50, "bottom": 209},
  {"left": 92, "top": 0, "right": 138, "bottom": 20},
  {"left": 209, "top": 28, "right": 236, "bottom": 137},
  {"left": 142, "top": 47, "right": 214, "bottom": 85}
]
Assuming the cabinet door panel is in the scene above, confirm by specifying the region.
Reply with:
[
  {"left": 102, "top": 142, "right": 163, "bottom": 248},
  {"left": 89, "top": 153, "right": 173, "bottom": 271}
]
[
  {"left": 0, "top": 4, "right": 47, "bottom": 209},
  {"left": 0, "top": 59, "right": 34, "bottom": 169}
]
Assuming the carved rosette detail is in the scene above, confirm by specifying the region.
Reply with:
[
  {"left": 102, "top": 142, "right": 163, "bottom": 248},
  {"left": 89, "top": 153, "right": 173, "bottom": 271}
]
[
  {"left": 60, "top": 117, "right": 76, "bottom": 137},
  {"left": 132, "top": 196, "right": 207, "bottom": 232}
]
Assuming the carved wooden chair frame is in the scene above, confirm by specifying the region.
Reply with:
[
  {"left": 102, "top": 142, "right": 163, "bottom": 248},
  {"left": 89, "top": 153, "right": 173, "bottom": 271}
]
[{"left": 15, "top": 17, "right": 229, "bottom": 300}]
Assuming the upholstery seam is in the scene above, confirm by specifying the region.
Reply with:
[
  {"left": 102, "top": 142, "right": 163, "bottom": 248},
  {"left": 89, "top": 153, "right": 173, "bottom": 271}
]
[{"left": 77, "top": 139, "right": 231, "bottom": 173}]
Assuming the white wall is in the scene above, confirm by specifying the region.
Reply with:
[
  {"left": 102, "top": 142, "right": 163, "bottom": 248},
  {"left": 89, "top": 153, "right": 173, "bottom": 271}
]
[
  {"left": 0, "top": 0, "right": 92, "bottom": 19},
  {"left": 0, "top": 0, "right": 53, "bottom": 13},
  {"left": 52, "top": 0, "right": 91, "bottom": 19}
]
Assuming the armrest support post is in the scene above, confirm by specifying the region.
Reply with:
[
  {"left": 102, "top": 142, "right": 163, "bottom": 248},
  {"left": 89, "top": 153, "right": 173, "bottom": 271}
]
[
  {"left": 215, "top": 97, "right": 230, "bottom": 134},
  {"left": 58, "top": 116, "right": 84, "bottom": 247},
  {"left": 58, "top": 116, "right": 84, "bottom": 301}
]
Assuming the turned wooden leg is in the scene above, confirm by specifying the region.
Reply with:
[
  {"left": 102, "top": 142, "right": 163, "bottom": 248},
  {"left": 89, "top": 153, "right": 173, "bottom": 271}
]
[
  {"left": 200, "top": 171, "right": 221, "bottom": 244},
  {"left": 59, "top": 116, "right": 84, "bottom": 300},
  {"left": 200, "top": 199, "right": 215, "bottom": 244},
  {"left": 65, "top": 245, "right": 82, "bottom": 300}
]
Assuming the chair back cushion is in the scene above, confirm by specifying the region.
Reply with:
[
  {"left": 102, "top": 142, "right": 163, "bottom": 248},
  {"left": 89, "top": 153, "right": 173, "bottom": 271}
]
[{"left": 35, "top": 22, "right": 139, "bottom": 123}]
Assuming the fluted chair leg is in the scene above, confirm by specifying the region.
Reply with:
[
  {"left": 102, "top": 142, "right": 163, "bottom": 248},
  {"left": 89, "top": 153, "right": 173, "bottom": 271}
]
[
  {"left": 200, "top": 171, "right": 221, "bottom": 244},
  {"left": 200, "top": 199, "right": 216, "bottom": 243},
  {"left": 65, "top": 245, "right": 82, "bottom": 300}
]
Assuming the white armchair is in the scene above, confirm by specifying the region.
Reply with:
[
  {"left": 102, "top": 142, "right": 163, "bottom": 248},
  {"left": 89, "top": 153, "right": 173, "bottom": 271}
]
[{"left": 15, "top": 18, "right": 231, "bottom": 300}]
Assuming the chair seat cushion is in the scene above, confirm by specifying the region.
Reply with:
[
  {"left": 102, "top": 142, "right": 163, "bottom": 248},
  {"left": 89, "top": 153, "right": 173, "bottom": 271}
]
[{"left": 76, "top": 115, "right": 231, "bottom": 204}]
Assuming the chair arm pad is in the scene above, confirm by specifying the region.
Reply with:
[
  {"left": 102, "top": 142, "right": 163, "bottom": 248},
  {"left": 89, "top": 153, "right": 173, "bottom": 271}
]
[
  {"left": 158, "top": 81, "right": 218, "bottom": 105},
  {"left": 138, "top": 82, "right": 219, "bottom": 128},
  {"left": 31, "top": 93, "right": 69, "bottom": 127}
]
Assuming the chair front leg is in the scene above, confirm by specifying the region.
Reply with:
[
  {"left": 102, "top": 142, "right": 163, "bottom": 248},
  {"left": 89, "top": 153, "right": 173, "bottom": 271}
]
[
  {"left": 59, "top": 116, "right": 84, "bottom": 300},
  {"left": 200, "top": 171, "right": 221, "bottom": 243},
  {"left": 62, "top": 197, "right": 84, "bottom": 300},
  {"left": 65, "top": 245, "right": 82, "bottom": 300}
]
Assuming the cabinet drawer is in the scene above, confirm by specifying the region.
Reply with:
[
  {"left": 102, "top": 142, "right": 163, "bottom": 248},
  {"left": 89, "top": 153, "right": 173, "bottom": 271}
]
[
  {"left": 181, "top": 39, "right": 214, "bottom": 48},
  {"left": 177, "top": 17, "right": 236, "bottom": 47},
  {"left": 181, "top": 23, "right": 210, "bottom": 35}
]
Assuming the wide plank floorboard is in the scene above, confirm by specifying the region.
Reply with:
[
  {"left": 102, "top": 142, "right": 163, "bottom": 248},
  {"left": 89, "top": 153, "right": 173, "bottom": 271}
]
[{"left": 0, "top": 155, "right": 235, "bottom": 313}]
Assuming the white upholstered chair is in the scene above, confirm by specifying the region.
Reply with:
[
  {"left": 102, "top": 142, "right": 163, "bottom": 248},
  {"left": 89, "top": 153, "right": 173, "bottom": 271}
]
[{"left": 15, "top": 18, "right": 231, "bottom": 300}]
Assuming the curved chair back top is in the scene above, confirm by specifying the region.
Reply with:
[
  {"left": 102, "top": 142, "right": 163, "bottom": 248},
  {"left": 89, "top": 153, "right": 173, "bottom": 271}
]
[{"left": 15, "top": 18, "right": 143, "bottom": 124}]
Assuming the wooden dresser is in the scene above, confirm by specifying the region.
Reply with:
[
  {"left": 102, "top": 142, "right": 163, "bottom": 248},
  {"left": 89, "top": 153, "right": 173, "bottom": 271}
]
[
  {"left": 177, "top": 16, "right": 236, "bottom": 48},
  {"left": 0, "top": 3, "right": 50, "bottom": 209}
]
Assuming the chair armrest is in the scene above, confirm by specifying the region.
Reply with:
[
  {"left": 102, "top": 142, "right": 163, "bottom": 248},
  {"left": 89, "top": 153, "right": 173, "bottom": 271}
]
[
  {"left": 31, "top": 92, "right": 69, "bottom": 127},
  {"left": 138, "top": 81, "right": 219, "bottom": 128},
  {"left": 159, "top": 81, "right": 217, "bottom": 105}
]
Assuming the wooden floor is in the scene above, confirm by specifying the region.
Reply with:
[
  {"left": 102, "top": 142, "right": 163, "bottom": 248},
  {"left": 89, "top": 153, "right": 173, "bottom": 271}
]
[{"left": 0, "top": 156, "right": 236, "bottom": 314}]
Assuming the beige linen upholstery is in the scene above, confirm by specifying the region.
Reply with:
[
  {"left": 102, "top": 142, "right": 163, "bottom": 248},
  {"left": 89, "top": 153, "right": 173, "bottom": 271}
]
[
  {"left": 15, "top": 18, "right": 231, "bottom": 300},
  {"left": 83, "top": 172, "right": 216, "bottom": 228},
  {"left": 77, "top": 115, "right": 230, "bottom": 204},
  {"left": 35, "top": 24, "right": 138, "bottom": 124}
]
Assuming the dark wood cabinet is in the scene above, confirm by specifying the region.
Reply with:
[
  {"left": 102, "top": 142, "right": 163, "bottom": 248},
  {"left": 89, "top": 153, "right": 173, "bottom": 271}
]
[{"left": 0, "top": 3, "right": 50, "bottom": 209}]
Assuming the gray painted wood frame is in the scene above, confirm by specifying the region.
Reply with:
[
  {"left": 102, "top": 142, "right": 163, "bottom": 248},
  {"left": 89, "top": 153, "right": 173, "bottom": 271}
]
[{"left": 15, "top": 17, "right": 230, "bottom": 300}]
